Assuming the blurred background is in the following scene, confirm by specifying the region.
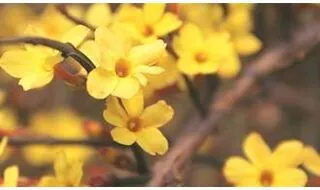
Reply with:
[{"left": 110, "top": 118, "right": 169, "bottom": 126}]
[{"left": 0, "top": 3, "right": 319, "bottom": 187}]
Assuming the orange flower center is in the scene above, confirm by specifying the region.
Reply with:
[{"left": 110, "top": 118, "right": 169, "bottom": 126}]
[
  {"left": 194, "top": 52, "right": 207, "bottom": 64},
  {"left": 115, "top": 58, "right": 131, "bottom": 78},
  {"left": 143, "top": 25, "right": 154, "bottom": 37},
  {"left": 260, "top": 170, "right": 273, "bottom": 187},
  {"left": 127, "top": 118, "right": 141, "bottom": 132}
]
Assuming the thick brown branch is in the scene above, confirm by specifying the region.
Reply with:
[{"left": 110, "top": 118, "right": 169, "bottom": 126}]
[
  {"left": 148, "top": 22, "right": 320, "bottom": 186},
  {"left": 0, "top": 37, "right": 95, "bottom": 72},
  {"left": 4, "top": 136, "right": 124, "bottom": 148},
  {"left": 57, "top": 4, "right": 96, "bottom": 31}
]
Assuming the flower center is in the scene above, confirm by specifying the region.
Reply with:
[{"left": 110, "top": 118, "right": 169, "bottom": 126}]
[
  {"left": 143, "top": 25, "right": 154, "bottom": 37},
  {"left": 194, "top": 52, "right": 208, "bottom": 64},
  {"left": 115, "top": 58, "right": 131, "bottom": 78},
  {"left": 260, "top": 170, "right": 273, "bottom": 187},
  {"left": 127, "top": 118, "right": 141, "bottom": 132}
]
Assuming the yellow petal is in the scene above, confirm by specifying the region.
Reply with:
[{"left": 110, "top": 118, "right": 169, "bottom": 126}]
[
  {"left": 154, "top": 12, "right": 182, "bottom": 36},
  {"left": 243, "top": 132, "right": 272, "bottom": 167},
  {"left": 136, "top": 128, "right": 168, "bottom": 155},
  {"left": 270, "top": 140, "right": 304, "bottom": 168},
  {"left": 38, "top": 176, "right": 59, "bottom": 187},
  {"left": 60, "top": 25, "right": 90, "bottom": 47},
  {"left": 85, "top": 3, "right": 112, "bottom": 27},
  {"left": 133, "top": 73, "right": 148, "bottom": 86},
  {"left": 54, "top": 151, "right": 68, "bottom": 182},
  {"left": 19, "top": 71, "right": 54, "bottom": 91},
  {"left": 121, "top": 90, "right": 144, "bottom": 118},
  {"left": 135, "top": 65, "right": 164, "bottom": 75},
  {"left": 86, "top": 68, "right": 118, "bottom": 99},
  {"left": 173, "top": 23, "right": 203, "bottom": 54},
  {"left": 95, "top": 26, "right": 127, "bottom": 55},
  {"left": 0, "top": 136, "right": 8, "bottom": 157},
  {"left": 140, "top": 100, "right": 173, "bottom": 128},
  {"left": 177, "top": 56, "right": 200, "bottom": 76},
  {"left": 0, "top": 50, "right": 44, "bottom": 78},
  {"left": 223, "top": 156, "right": 258, "bottom": 185},
  {"left": 111, "top": 77, "right": 140, "bottom": 99},
  {"left": 68, "top": 160, "right": 83, "bottom": 186},
  {"left": 79, "top": 40, "right": 101, "bottom": 67},
  {"left": 199, "top": 61, "right": 220, "bottom": 74},
  {"left": 111, "top": 127, "right": 136, "bottom": 145},
  {"left": 143, "top": 3, "right": 165, "bottom": 25},
  {"left": 217, "top": 54, "right": 241, "bottom": 79},
  {"left": 302, "top": 146, "right": 320, "bottom": 176},
  {"left": 273, "top": 168, "right": 307, "bottom": 187},
  {"left": 233, "top": 34, "right": 262, "bottom": 56},
  {"left": 3, "top": 165, "right": 19, "bottom": 187},
  {"left": 103, "top": 97, "right": 128, "bottom": 127},
  {"left": 128, "top": 40, "right": 166, "bottom": 66}
]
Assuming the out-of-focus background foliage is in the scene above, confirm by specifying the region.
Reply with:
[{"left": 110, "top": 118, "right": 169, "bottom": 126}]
[{"left": 0, "top": 3, "right": 319, "bottom": 186}]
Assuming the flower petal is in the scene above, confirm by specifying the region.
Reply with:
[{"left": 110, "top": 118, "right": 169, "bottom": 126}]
[
  {"left": 243, "top": 132, "right": 272, "bottom": 167},
  {"left": 177, "top": 56, "right": 200, "bottom": 75},
  {"left": 302, "top": 146, "right": 320, "bottom": 176},
  {"left": 136, "top": 128, "right": 168, "bottom": 155},
  {"left": 38, "top": 176, "right": 59, "bottom": 187},
  {"left": 0, "top": 136, "right": 8, "bottom": 157},
  {"left": 270, "top": 140, "right": 304, "bottom": 168},
  {"left": 217, "top": 53, "right": 241, "bottom": 79},
  {"left": 121, "top": 90, "right": 144, "bottom": 118},
  {"left": 54, "top": 151, "right": 68, "bottom": 182},
  {"left": 95, "top": 26, "right": 127, "bottom": 55},
  {"left": 60, "top": 25, "right": 90, "bottom": 47},
  {"left": 3, "top": 165, "right": 19, "bottom": 187},
  {"left": 143, "top": 3, "right": 165, "bottom": 25},
  {"left": 68, "top": 160, "right": 83, "bottom": 186},
  {"left": 103, "top": 97, "right": 128, "bottom": 127},
  {"left": 85, "top": 3, "right": 112, "bottom": 27},
  {"left": 154, "top": 12, "right": 182, "bottom": 36},
  {"left": 111, "top": 77, "right": 140, "bottom": 99},
  {"left": 135, "top": 65, "right": 164, "bottom": 75},
  {"left": 128, "top": 40, "right": 166, "bottom": 66},
  {"left": 79, "top": 40, "right": 101, "bottom": 67},
  {"left": 111, "top": 127, "right": 136, "bottom": 145},
  {"left": 140, "top": 100, "right": 173, "bottom": 128},
  {"left": 273, "top": 168, "right": 307, "bottom": 187},
  {"left": 133, "top": 73, "right": 148, "bottom": 86},
  {"left": 223, "top": 156, "right": 258, "bottom": 186},
  {"left": 86, "top": 68, "right": 118, "bottom": 99},
  {"left": 19, "top": 71, "right": 54, "bottom": 91},
  {"left": 233, "top": 34, "right": 262, "bottom": 56},
  {"left": 199, "top": 61, "right": 220, "bottom": 74}
]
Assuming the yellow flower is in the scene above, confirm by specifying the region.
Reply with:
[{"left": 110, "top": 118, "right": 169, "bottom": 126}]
[
  {"left": 0, "top": 25, "right": 90, "bottom": 90},
  {"left": 0, "top": 137, "right": 19, "bottom": 187},
  {"left": 38, "top": 151, "right": 83, "bottom": 187},
  {"left": 223, "top": 132, "right": 307, "bottom": 187},
  {"left": 84, "top": 4, "right": 113, "bottom": 28},
  {"left": 302, "top": 146, "right": 320, "bottom": 176},
  {"left": 114, "top": 3, "right": 182, "bottom": 43},
  {"left": 80, "top": 27, "right": 166, "bottom": 99},
  {"left": 104, "top": 91, "right": 174, "bottom": 155},
  {"left": 173, "top": 23, "right": 236, "bottom": 76},
  {"left": 22, "top": 108, "right": 94, "bottom": 167}
]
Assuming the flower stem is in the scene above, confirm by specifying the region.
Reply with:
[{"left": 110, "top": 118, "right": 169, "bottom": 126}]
[{"left": 131, "top": 143, "right": 149, "bottom": 174}]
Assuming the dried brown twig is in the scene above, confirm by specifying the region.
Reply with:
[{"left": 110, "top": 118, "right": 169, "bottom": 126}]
[{"left": 148, "top": 22, "right": 320, "bottom": 186}]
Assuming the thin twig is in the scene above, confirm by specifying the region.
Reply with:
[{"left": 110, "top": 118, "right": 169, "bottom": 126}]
[
  {"left": 0, "top": 37, "right": 96, "bottom": 73},
  {"left": 56, "top": 4, "right": 96, "bottom": 31},
  {"left": 3, "top": 136, "right": 124, "bottom": 148},
  {"left": 148, "top": 22, "right": 320, "bottom": 186}
]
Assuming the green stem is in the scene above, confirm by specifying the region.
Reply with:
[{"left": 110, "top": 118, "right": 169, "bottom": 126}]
[{"left": 131, "top": 143, "right": 149, "bottom": 174}]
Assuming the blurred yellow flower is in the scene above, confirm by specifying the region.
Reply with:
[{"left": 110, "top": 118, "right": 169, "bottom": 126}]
[
  {"left": 22, "top": 108, "right": 94, "bottom": 167},
  {"left": 223, "top": 132, "right": 307, "bottom": 187},
  {"left": 173, "top": 23, "right": 239, "bottom": 77},
  {"left": 303, "top": 146, "right": 320, "bottom": 176},
  {"left": 38, "top": 151, "right": 83, "bottom": 187},
  {"left": 80, "top": 27, "right": 166, "bottom": 99},
  {"left": 0, "top": 137, "right": 19, "bottom": 187},
  {"left": 104, "top": 91, "right": 174, "bottom": 155},
  {"left": 114, "top": 3, "right": 182, "bottom": 43},
  {"left": 0, "top": 25, "right": 90, "bottom": 91},
  {"left": 84, "top": 4, "right": 113, "bottom": 28}
]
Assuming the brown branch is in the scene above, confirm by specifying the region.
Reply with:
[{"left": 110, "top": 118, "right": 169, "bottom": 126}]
[
  {"left": 147, "top": 22, "right": 320, "bottom": 186},
  {"left": 4, "top": 136, "right": 125, "bottom": 148},
  {"left": 56, "top": 4, "right": 96, "bottom": 31},
  {"left": 0, "top": 37, "right": 96, "bottom": 72}
]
